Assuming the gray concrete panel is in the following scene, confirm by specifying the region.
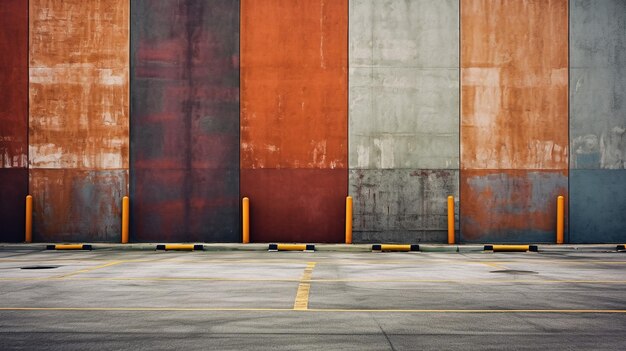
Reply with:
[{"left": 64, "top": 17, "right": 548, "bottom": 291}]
[
  {"left": 349, "top": 0, "right": 459, "bottom": 170},
  {"left": 350, "top": 67, "right": 459, "bottom": 169},
  {"left": 350, "top": 169, "right": 459, "bottom": 243},
  {"left": 570, "top": 169, "right": 626, "bottom": 243},
  {"left": 570, "top": 0, "right": 626, "bottom": 169},
  {"left": 350, "top": 0, "right": 459, "bottom": 68}
]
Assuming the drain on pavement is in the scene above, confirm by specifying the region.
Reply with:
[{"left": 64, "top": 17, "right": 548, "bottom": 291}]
[
  {"left": 21, "top": 266, "right": 59, "bottom": 270},
  {"left": 490, "top": 269, "right": 538, "bottom": 275}
]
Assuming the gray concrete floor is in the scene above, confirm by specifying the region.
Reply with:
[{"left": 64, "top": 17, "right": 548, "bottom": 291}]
[{"left": 0, "top": 249, "right": 625, "bottom": 350}]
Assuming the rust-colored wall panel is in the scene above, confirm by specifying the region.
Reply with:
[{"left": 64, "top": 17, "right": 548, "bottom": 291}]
[
  {"left": 29, "top": 0, "right": 129, "bottom": 170},
  {"left": 460, "top": 169, "right": 568, "bottom": 243},
  {"left": 241, "top": 169, "right": 347, "bottom": 243},
  {"left": 0, "top": 0, "right": 28, "bottom": 168},
  {"left": 30, "top": 169, "right": 127, "bottom": 242},
  {"left": 460, "top": 0, "right": 568, "bottom": 170},
  {"left": 241, "top": 0, "right": 348, "bottom": 169},
  {"left": 130, "top": 0, "right": 240, "bottom": 242},
  {"left": 0, "top": 169, "right": 28, "bottom": 242},
  {"left": 29, "top": 0, "right": 129, "bottom": 241}
]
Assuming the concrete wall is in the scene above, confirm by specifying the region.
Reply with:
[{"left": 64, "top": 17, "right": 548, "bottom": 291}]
[
  {"left": 570, "top": 0, "right": 626, "bottom": 243},
  {"left": 349, "top": 0, "right": 460, "bottom": 243},
  {"left": 460, "top": 0, "right": 569, "bottom": 243},
  {"left": 130, "top": 0, "right": 240, "bottom": 242},
  {"left": 241, "top": 0, "right": 348, "bottom": 243},
  {"left": 29, "top": 0, "right": 129, "bottom": 241},
  {"left": 0, "top": 0, "right": 28, "bottom": 242}
]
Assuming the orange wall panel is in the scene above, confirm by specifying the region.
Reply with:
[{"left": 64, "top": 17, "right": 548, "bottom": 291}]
[
  {"left": 29, "top": 0, "right": 129, "bottom": 170},
  {"left": 241, "top": 0, "right": 347, "bottom": 169},
  {"left": 461, "top": 0, "right": 568, "bottom": 170}
]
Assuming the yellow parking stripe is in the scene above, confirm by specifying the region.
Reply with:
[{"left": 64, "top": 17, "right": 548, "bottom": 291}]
[
  {"left": 293, "top": 262, "right": 316, "bottom": 310},
  {"left": 54, "top": 261, "right": 125, "bottom": 279}
]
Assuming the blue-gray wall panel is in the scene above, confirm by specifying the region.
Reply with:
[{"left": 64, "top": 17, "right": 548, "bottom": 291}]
[{"left": 570, "top": 169, "right": 626, "bottom": 243}]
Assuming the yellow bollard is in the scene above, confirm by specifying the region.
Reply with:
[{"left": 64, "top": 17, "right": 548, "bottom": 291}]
[
  {"left": 345, "top": 196, "right": 353, "bottom": 244},
  {"left": 447, "top": 196, "right": 454, "bottom": 244},
  {"left": 242, "top": 197, "right": 250, "bottom": 244},
  {"left": 121, "top": 196, "right": 129, "bottom": 244},
  {"left": 556, "top": 195, "right": 564, "bottom": 244},
  {"left": 25, "top": 195, "right": 32, "bottom": 243}
]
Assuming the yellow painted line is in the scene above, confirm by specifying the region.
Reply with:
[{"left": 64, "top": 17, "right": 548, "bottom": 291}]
[
  {"left": 293, "top": 262, "right": 316, "bottom": 310},
  {"left": 0, "top": 307, "right": 624, "bottom": 314},
  {"left": 2, "top": 277, "right": 626, "bottom": 285},
  {"left": 480, "top": 261, "right": 508, "bottom": 270},
  {"left": 54, "top": 261, "right": 125, "bottom": 279}
]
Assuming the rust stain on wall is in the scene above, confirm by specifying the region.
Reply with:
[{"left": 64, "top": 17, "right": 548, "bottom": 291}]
[
  {"left": 30, "top": 169, "right": 127, "bottom": 242},
  {"left": 0, "top": 0, "right": 28, "bottom": 168},
  {"left": 29, "top": 0, "right": 129, "bottom": 170},
  {"left": 461, "top": 169, "right": 568, "bottom": 243},
  {"left": 461, "top": 0, "right": 568, "bottom": 170},
  {"left": 130, "top": 0, "right": 240, "bottom": 242},
  {"left": 29, "top": 0, "right": 129, "bottom": 241},
  {"left": 241, "top": 0, "right": 348, "bottom": 169}
]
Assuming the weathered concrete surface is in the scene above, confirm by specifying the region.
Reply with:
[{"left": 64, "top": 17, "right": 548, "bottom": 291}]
[
  {"left": 570, "top": 0, "right": 626, "bottom": 169},
  {"left": 570, "top": 170, "right": 626, "bottom": 243},
  {"left": 130, "top": 0, "right": 240, "bottom": 242},
  {"left": 0, "top": 169, "right": 28, "bottom": 242},
  {"left": 349, "top": 0, "right": 459, "bottom": 169},
  {"left": 241, "top": 0, "right": 347, "bottom": 169},
  {"left": 460, "top": 170, "right": 568, "bottom": 243},
  {"left": 240, "top": 169, "right": 347, "bottom": 243},
  {"left": 350, "top": 170, "right": 458, "bottom": 243},
  {"left": 0, "top": 0, "right": 28, "bottom": 169},
  {"left": 29, "top": 169, "right": 126, "bottom": 242},
  {"left": 461, "top": 0, "right": 569, "bottom": 170},
  {"left": 241, "top": 0, "right": 347, "bottom": 242},
  {"left": 29, "top": 0, "right": 129, "bottom": 241},
  {"left": 348, "top": 0, "right": 459, "bottom": 243}
]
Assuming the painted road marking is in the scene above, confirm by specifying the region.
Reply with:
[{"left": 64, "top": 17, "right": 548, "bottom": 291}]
[
  {"left": 293, "top": 262, "right": 316, "bottom": 310},
  {"left": 2, "top": 277, "right": 626, "bottom": 285},
  {"left": 0, "top": 307, "right": 625, "bottom": 313},
  {"left": 54, "top": 261, "right": 125, "bottom": 279}
]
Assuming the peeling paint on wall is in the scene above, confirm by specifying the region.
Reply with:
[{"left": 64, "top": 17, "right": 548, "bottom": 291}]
[
  {"left": 131, "top": 0, "right": 240, "bottom": 242},
  {"left": 30, "top": 169, "right": 126, "bottom": 242},
  {"left": 461, "top": 0, "right": 569, "bottom": 171},
  {"left": 241, "top": 0, "right": 348, "bottom": 242},
  {"left": 29, "top": 0, "right": 129, "bottom": 241},
  {"left": 461, "top": 170, "right": 568, "bottom": 243}
]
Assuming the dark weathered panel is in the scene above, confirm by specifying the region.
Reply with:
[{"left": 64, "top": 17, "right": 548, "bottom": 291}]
[
  {"left": 131, "top": 169, "right": 239, "bottom": 242},
  {"left": 130, "top": 0, "right": 240, "bottom": 241},
  {"left": 0, "top": 169, "right": 28, "bottom": 242},
  {"left": 460, "top": 170, "right": 568, "bottom": 243},
  {"left": 241, "top": 0, "right": 348, "bottom": 169},
  {"left": 240, "top": 169, "right": 347, "bottom": 243},
  {"left": 30, "top": 169, "right": 127, "bottom": 242},
  {"left": 0, "top": 0, "right": 28, "bottom": 168},
  {"left": 461, "top": 0, "right": 568, "bottom": 170},
  {"left": 350, "top": 169, "right": 458, "bottom": 243},
  {"left": 570, "top": 170, "right": 626, "bottom": 243}
]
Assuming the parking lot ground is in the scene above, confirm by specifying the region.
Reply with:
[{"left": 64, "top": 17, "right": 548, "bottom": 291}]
[{"left": 0, "top": 248, "right": 625, "bottom": 350}]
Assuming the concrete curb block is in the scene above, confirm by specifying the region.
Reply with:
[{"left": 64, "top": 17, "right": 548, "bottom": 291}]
[
  {"left": 156, "top": 244, "right": 204, "bottom": 251},
  {"left": 617, "top": 245, "right": 625, "bottom": 251},
  {"left": 268, "top": 244, "right": 315, "bottom": 252},
  {"left": 46, "top": 244, "right": 92, "bottom": 251},
  {"left": 372, "top": 244, "right": 420, "bottom": 252},
  {"left": 484, "top": 245, "right": 538, "bottom": 252}
]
